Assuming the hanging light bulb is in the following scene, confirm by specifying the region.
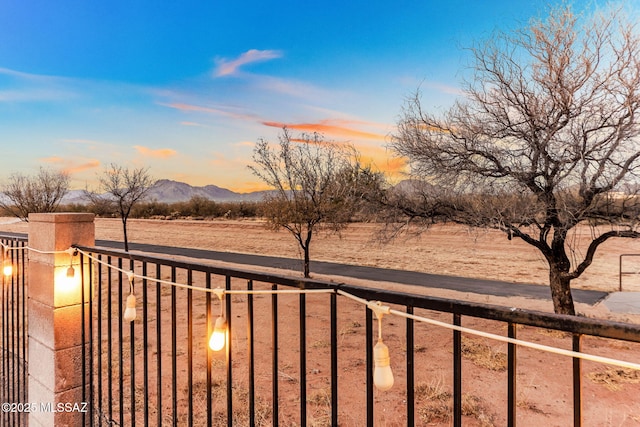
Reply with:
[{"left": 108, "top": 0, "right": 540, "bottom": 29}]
[
  {"left": 66, "top": 248, "right": 76, "bottom": 279},
  {"left": 370, "top": 301, "right": 394, "bottom": 391},
  {"left": 57, "top": 263, "right": 77, "bottom": 293},
  {"left": 123, "top": 270, "right": 136, "bottom": 322},
  {"left": 2, "top": 249, "right": 12, "bottom": 277},
  {"left": 54, "top": 248, "right": 80, "bottom": 294},
  {"left": 2, "top": 260, "right": 12, "bottom": 277},
  {"left": 373, "top": 339, "right": 394, "bottom": 391},
  {"left": 124, "top": 293, "right": 137, "bottom": 322},
  {"left": 209, "top": 289, "right": 227, "bottom": 351},
  {"left": 208, "top": 316, "right": 227, "bottom": 351}
]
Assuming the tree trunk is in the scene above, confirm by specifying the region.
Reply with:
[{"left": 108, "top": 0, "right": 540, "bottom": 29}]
[
  {"left": 549, "top": 265, "right": 575, "bottom": 315},
  {"left": 122, "top": 217, "right": 129, "bottom": 252},
  {"left": 302, "top": 227, "right": 313, "bottom": 278},
  {"left": 303, "top": 245, "right": 310, "bottom": 278}
]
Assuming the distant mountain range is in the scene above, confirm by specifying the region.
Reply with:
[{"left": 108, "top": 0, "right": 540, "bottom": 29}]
[
  {"left": 144, "top": 179, "right": 273, "bottom": 203},
  {"left": 62, "top": 179, "right": 274, "bottom": 204},
  {"left": 8, "top": 178, "right": 427, "bottom": 206}
]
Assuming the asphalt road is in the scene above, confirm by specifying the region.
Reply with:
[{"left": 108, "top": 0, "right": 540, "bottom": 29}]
[
  {"left": 1, "top": 231, "right": 608, "bottom": 305},
  {"left": 102, "top": 240, "right": 607, "bottom": 305}
]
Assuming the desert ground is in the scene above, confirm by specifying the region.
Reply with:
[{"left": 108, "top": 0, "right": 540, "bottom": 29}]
[{"left": 2, "top": 217, "right": 640, "bottom": 426}]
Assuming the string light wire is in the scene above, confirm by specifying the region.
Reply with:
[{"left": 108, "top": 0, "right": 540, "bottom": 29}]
[
  {"left": 0, "top": 242, "right": 75, "bottom": 256},
  {"left": 338, "top": 290, "right": 640, "bottom": 371},
  {"left": 76, "top": 248, "right": 334, "bottom": 297},
  {"left": 78, "top": 246, "right": 640, "bottom": 372},
  {"left": 2, "top": 242, "right": 639, "bottom": 372}
]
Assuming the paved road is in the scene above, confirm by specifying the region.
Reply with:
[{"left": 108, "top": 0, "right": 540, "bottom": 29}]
[
  {"left": 1, "top": 232, "right": 608, "bottom": 305},
  {"left": 103, "top": 240, "right": 607, "bottom": 305}
]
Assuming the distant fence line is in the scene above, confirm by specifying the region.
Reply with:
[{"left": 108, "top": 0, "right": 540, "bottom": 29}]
[{"left": 619, "top": 253, "right": 640, "bottom": 292}]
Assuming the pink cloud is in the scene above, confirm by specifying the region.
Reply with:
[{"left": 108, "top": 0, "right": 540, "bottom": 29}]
[
  {"left": 257, "top": 121, "right": 407, "bottom": 177},
  {"left": 63, "top": 160, "right": 101, "bottom": 174},
  {"left": 262, "top": 120, "right": 387, "bottom": 141},
  {"left": 214, "top": 49, "right": 282, "bottom": 77},
  {"left": 40, "top": 156, "right": 101, "bottom": 174},
  {"left": 134, "top": 145, "right": 177, "bottom": 159},
  {"left": 41, "top": 156, "right": 65, "bottom": 164}
]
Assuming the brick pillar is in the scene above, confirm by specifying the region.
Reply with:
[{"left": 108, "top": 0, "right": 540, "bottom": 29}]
[{"left": 27, "top": 213, "right": 95, "bottom": 427}]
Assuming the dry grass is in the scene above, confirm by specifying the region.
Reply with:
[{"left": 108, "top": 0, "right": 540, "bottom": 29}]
[
  {"left": 516, "top": 399, "right": 546, "bottom": 414},
  {"left": 461, "top": 394, "right": 496, "bottom": 427},
  {"left": 415, "top": 378, "right": 451, "bottom": 424},
  {"left": 536, "top": 328, "right": 569, "bottom": 339},
  {"left": 415, "top": 377, "right": 497, "bottom": 426},
  {"left": 587, "top": 367, "right": 640, "bottom": 391},
  {"left": 307, "top": 388, "right": 332, "bottom": 427},
  {"left": 461, "top": 338, "right": 508, "bottom": 371},
  {"left": 183, "top": 380, "right": 273, "bottom": 427},
  {"left": 515, "top": 375, "right": 547, "bottom": 415}
]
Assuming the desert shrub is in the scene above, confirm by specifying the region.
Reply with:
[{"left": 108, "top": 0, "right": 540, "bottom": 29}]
[
  {"left": 128, "top": 199, "right": 261, "bottom": 219},
  {"left": 57, "top": 203, "right": 91, "bottom": 213},
  {"left": 86, "top": 197, "right": 118, "bottom": 217},
  {"left": 131, "top": 200, "right": 172, "bottom": 218},
  {"left": 219, "top": 201, "right": 259, "bottom": 218},
  {"left": 36, "top": 198, "right": 263, "bottom": 220},
  {"left": 185, "top": 196, "right": 223, "bottom": 217}
]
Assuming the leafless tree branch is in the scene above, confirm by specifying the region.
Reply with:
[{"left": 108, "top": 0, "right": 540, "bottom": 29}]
[{"left": 390, "top": 4, "right": 640, "bottom": 314}]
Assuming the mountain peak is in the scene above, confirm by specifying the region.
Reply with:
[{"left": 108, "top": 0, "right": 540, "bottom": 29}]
[
  {"left": 59, "top": 180, "right": 269, "bottom": 204},
  {"left": 147, "top": 180, "right": 263, "bottom": 203}
]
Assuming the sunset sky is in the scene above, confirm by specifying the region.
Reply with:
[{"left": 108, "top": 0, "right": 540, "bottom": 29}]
[{"left": 0, "top": 0, "right": 616, "bottom": 191}]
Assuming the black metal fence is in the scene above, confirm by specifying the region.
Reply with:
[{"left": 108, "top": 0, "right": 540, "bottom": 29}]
[
  {"left": 0, "top": 235, "right": 28, "bottom": 427},
  {"left": 77, "top": 244, "right": 640, "bottom": 427},
  {"left": 1, "top": 231, "right": 639, "bottom": 426}
]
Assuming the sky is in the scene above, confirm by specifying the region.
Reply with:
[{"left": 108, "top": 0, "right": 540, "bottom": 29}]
[{"left": 0, "top": 0, "right": 611, "bottom": 192}]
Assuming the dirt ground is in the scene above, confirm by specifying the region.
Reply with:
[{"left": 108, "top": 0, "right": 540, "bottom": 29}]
[{"left": 2, "top": 217, "right": 640, "bottom": 426}]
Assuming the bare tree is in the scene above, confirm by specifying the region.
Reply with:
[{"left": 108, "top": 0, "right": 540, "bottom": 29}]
[
  {"left": 0, "top": 167, "right": 70, "bottom": 221},
  {"left": 390, "top": 5, "right": 640, "bottom": 315},
  {"left": 86, "top": 164, "right": 153, "bottom": 251},
  {"left": 250, "top": 129, "right": 375, "bottom": 277}
]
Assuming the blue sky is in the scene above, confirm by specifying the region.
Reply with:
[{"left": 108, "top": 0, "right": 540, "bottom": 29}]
[{"left": 0, "top": 0, "right": 604, "bottom": 191}]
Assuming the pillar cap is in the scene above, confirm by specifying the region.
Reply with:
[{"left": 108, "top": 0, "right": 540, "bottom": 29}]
[{"left": 29, "top": 213, "right": 95, "bottom": 223}]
